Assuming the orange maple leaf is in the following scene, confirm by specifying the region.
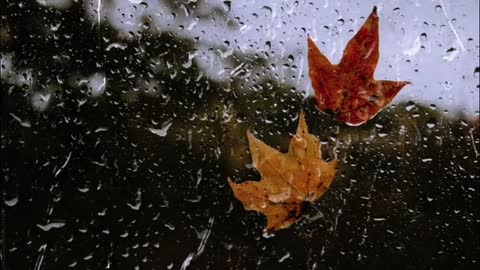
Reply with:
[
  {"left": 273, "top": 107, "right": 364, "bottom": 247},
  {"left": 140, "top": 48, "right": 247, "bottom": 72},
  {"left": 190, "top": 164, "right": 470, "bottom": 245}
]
[
  {"left": 308, "top": 6, "right": 410, "bottom": 126},
  {"left": 228, "top": 113, "right": 337, "bottom": 233}
]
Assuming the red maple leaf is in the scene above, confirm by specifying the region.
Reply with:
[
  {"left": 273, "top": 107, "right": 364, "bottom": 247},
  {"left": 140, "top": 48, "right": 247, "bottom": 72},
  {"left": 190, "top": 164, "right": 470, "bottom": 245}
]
[{"left": 308, "top": 7, "right": 410, "bottom": 126}]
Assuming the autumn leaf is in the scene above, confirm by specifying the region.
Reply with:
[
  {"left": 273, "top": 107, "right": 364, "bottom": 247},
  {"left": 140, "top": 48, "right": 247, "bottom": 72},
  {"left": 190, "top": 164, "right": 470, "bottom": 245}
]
[
  {"left": 228, "top": 113, "right": 337, "bottom": 233},
  {"left": 308, "top": 6, "right": 410, "bottom": 126}
]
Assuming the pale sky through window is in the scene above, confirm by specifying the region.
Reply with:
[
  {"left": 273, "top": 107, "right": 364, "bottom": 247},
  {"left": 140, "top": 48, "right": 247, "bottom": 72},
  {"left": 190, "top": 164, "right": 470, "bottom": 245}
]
[{"left": 83, "top": 0, "right": 479, "bottom": 117}]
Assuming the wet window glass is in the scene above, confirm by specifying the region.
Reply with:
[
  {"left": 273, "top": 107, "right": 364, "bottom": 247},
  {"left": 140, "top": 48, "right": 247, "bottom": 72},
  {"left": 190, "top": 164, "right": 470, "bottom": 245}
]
[{"left": 2, "top": 0, "right": 479, "bottom": 269}]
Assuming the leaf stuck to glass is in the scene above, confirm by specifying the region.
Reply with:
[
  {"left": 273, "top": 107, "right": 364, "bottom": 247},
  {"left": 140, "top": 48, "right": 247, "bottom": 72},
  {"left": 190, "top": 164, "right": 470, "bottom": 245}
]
[
  {"left": 228, "top": 113, "right": 337, "bottom": 233},
  {"left": 308, "top": 6, "right": 410, "bottom": 126}
]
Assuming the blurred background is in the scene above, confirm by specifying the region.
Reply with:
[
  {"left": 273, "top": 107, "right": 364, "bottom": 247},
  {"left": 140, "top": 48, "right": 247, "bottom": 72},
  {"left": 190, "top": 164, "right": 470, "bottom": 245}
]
[{"left": 1, "top": 0, "right": 479, "bottom": 269}]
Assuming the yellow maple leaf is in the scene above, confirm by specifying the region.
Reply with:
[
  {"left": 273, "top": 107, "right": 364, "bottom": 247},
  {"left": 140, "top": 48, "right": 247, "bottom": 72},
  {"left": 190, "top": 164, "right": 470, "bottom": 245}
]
[{"left": 228, "top": 113, "right": 337, "bottom": 233}]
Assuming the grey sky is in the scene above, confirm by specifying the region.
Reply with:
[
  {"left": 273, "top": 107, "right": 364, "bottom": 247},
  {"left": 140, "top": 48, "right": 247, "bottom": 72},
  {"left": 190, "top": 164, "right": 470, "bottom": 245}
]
[{"left": 84, "top": 0, "right": 479, "bottom": 117}]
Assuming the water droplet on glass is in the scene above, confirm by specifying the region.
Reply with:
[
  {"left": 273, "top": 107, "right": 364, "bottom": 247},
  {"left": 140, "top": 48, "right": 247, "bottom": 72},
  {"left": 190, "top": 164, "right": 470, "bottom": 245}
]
[
  {"left": 222, "top": 1, "right": 231, "bottom": 12},
  {"left": 37, "top": 221, "right": 66, "bottom": 231},
  {"left": 180, "top": 4, "right": 191, "bottom": 17},
  {"left": 196, "top": 168, "right": 203, "bottom": 187},
  {"left": 182, "top": 51, "right": 197, "bottom": 68},
  {"left": 264, "top": 41, "right": 271, "bottom": 50},
  {"left": 420, "top": 33, "right": 427, "bottom": 41},
  {"left": 263, "top": 231, "right": 275, "bottom": 238},
  {"left": 77, "top": 186, "right": 90, "bottom": 193},
  {"left": 4, "top": 196, "right": 19, "bottom": 207},
  {"left": 405, "top": 101, "right": 415, "bottom": 111},
  {"left": 10, "top": 113, "right": 31, "bottom": 127},
  {"left": 278, "top": 252, "right": 290, "bottom": 262},
  {"left": 127, "top": 189, "right": 142, "bottom": 210},
  {"left": 164, "top": 223, "right": 175, "bottom": 230},
  {"left": 378, "top": 132, "right": 388, "bottom": 138},
  {"left": 442, "top": 47, "right": 458, "bottom": 62},
  {"left": 148, "top": 121, "right": 173, "bottom": 137},
  {"left": 261, "top": 6, "right": 273, "bottom": 15},
  {"left": 50, "top": 22, "right": 61, "bottom": 31},
  {"left": 31, "top": 92, "right": 52, "bottom": 112},
  {"left": 426, "top": 118, "right": 437, "bottom": 128}
]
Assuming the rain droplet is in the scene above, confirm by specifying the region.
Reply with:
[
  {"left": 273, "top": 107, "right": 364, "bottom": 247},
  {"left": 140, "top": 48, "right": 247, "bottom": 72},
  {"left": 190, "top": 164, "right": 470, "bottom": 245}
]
[
  {"left": 164, "top": 223, "right": 175, "bottom": 230},
  {"left": 261, "top": 6, "right": 273, "bottom": 15},
  {"left": 405, "top": 101, "right": 415, "bottom": 111},
  {"left": 77, "top": 187, "right": 90, "bottom": 193},
  {"left": 182, "top": 51, "right": 197, "bottom": 69},
  {"left": 278, "top": 252, "right": 290, "bottom": 262},
  {"left": 196, "top": 168, "right": 202, "bottom": 187},
  {"left": 180, "top": 4, "right": 190, "bottom": 17},
  {"left": 50, "top": 22, "right": 61, "bottom": 31},
  {"left": 264, "top": 41, "right": 271, "bottom": 50},
  {"left": 420, "top": 33, "right": 427, "bottom": 41},
  {"left": 127, "top": 189, "right": 142, "bottom": 210},
  {"left": 426, "top": 118, "right": 437, "bottom": 128},
  {"left": 10, "top": 113, "right": 31, "bottom": 127},
  {"left": 37, "top": 221, "right": 66, "bottom": 231},
  {"left": 442, "top": 47, "right": 458, "bottom": 61},
  {"left": 148, "top": 121, "right": 173, "bottom": 137},
  {"left": 95, "top": 127, "right": 109, "bottom": 133},
  {"left": 222, "top": 1, "right": 231, "bottom": 12},
  {"left": 4, "top": 196, "right": 19, "bottom": 207}
]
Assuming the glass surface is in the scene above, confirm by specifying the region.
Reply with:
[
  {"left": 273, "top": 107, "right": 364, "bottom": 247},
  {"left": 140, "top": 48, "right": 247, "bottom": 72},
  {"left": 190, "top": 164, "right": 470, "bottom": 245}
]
[{"left": 1, "top": 0, "right": 479, "bottom": 269}]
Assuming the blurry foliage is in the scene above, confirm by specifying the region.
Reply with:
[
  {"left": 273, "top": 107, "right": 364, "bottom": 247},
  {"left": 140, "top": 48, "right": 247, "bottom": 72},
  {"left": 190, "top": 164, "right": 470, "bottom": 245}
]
[{"left": 1, "top": 0, "right": 479, "bottom": 269}]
